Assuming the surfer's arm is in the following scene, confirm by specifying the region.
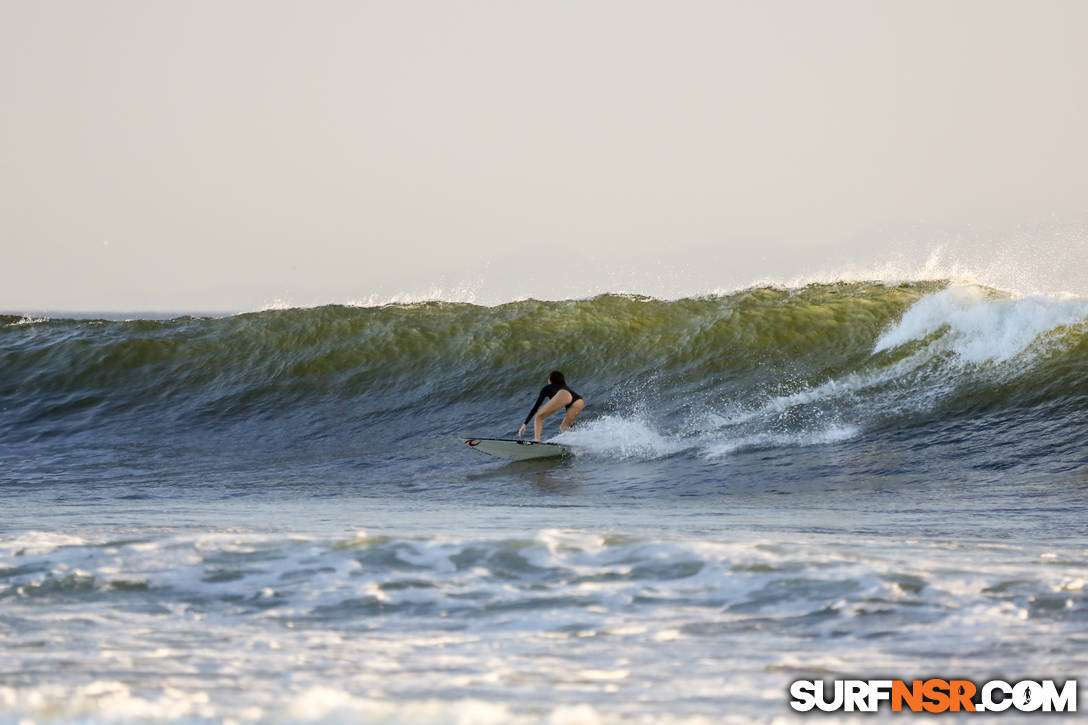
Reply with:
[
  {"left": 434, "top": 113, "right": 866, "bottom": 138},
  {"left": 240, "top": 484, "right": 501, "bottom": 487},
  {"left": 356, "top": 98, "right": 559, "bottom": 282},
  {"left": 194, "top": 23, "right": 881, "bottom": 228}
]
[{"left": 523, "top": 388, "right": 549, "bottom": 426}]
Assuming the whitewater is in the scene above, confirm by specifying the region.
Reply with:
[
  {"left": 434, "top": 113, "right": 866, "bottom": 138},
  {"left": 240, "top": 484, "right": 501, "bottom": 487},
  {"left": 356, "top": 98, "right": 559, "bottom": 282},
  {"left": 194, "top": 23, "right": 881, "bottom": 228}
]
[{"left": 2, "top": 279, "right": 1087, "bottom": 723}]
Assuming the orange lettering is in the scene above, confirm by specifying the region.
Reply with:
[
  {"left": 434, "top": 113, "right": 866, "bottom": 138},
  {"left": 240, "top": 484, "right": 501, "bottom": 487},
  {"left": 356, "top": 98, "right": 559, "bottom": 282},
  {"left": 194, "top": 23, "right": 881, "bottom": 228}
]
[
  {"left": 922, "top": 679, "right": 951, "bottom": 713},
  {"left": 892, "top": 680, "right": 924, "bottom": 712},
  {"left": 949, "top": 680, "right": 976, "bottom": 712}
]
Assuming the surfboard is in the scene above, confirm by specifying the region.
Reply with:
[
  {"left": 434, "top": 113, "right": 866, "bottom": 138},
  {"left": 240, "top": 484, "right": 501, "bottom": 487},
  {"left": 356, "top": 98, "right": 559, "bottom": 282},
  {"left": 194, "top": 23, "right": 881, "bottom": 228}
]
[{"left": 460, "top": 437, "right": 572, "bottom": 461}]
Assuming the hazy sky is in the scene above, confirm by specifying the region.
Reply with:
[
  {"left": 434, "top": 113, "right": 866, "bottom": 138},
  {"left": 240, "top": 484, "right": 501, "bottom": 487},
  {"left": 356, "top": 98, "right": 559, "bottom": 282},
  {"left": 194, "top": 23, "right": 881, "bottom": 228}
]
[{"left": 3, "top": 0, "right": 1087, "bottom": 311}]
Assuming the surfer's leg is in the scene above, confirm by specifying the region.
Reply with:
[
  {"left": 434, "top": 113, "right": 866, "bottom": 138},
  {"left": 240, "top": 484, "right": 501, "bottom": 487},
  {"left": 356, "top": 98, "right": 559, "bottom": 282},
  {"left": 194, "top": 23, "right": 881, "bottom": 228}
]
[
  {"left": 560, "top": 399, "right": 584, "bottom": 432},
  {"left": 534, "top": 391, "right": 572, "bottom": 440}
]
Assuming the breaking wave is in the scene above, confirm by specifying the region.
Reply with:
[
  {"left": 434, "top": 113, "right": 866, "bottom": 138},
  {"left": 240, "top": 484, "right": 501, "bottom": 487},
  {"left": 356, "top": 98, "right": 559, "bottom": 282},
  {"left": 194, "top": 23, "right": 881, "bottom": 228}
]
[{"left": 3, "top": 281, "right": 1087, "bottom": 461}]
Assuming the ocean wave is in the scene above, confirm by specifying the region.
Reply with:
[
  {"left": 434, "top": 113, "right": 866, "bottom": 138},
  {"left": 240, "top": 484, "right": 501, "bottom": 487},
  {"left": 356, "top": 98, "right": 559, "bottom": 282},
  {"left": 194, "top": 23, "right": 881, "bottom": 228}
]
[
  {"left": 2, "top": 281, "right": 1087, "bottom": 452},
  {"left": 1, "top": 528, "right": 1083, "bottom": 723},
  {"left": 2, "top": 527, "right": 1081, "bottom": 629}
]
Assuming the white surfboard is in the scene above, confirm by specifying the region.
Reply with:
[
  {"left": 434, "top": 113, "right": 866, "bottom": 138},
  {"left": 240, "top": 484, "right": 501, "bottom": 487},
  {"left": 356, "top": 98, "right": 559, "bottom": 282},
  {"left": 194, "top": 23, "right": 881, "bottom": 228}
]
[{"left": 460, "top": 437, "right": 572, "bottom": 461}]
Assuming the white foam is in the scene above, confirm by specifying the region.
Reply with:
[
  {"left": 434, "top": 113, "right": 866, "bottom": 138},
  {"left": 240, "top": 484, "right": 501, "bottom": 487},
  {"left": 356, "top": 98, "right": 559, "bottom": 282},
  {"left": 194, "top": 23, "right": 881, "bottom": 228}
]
[
  {"left": 256, "top": 298, "right": 295, "bottom": 311},
  {"left": 7, "top": 314, "right": 50, "bottom": 326},
  {"left": 731, "top": 248, "right": 971, "bottom": 295},
  {"left": 554, "top": 416, "right": 686, "bottom": 459},
  {"left": 0, "top": 685, "right": 737, "bottom": 725},
  {"left": 555, "top": 400, "right": 865, "bottom": 462},
  {"left": 284, "top": 688, "right": 520, "bottom": 724},
  {"left": 702, "top": 424, "right": 860, "bottom": 458},
  {"left": 2, "top": 529, "right": 1085, "bottom": 723},
  {"left": 350, "top": 244, "right": 1088, "bottom": 308},
  {"left": 688, "top": 283, "right": 1088, "bottom": 451},
  {"left": 0, "top": 531, "right": 88, "bottom": 557},
  {"left": 346, "top": 285, "right": 483, "bottom": 308},
  {"left": 239, "top": 247, "right": 1088, "bottom": 312},
  {"left": 724, "top": 245, "right": 1088, "bottom": 300},
  {"left": 874, "top": 284, "right": 1088, "bottom": 364}
]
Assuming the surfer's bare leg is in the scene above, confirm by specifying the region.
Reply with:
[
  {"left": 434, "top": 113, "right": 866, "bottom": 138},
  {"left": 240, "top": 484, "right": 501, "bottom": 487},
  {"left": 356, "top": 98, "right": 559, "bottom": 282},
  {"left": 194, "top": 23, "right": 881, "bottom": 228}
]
[
  {"left": 559, "top": 398, "right": 584, "bottom": 432},
  {"left": 534, "top": 390, "right": 572, "bottom": 441}
]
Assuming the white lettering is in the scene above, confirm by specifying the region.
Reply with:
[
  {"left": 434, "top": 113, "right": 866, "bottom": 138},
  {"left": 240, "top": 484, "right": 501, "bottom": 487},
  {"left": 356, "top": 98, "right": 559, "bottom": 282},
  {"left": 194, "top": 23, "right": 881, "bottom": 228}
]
[
  {"left": 789, "top": 680, "right": 816, "bottom": 712},
  {"left": 981, "top": 680, "right": 1012, "bottom": 712},
  {"left": 816, "top": 680, "right": 844, "bottom": 712},
  {"left": 868, "top": 680, "right": 893, "bottom": 711},
  {"left": 845, "top": 680, "right": 868, "bottom": 712},
  {"left": 1014, "top": 680, "right": 1043, "bottom": 712},
  {"left": 1040, "top": 679, "right": 1077, "bottom": 713}
]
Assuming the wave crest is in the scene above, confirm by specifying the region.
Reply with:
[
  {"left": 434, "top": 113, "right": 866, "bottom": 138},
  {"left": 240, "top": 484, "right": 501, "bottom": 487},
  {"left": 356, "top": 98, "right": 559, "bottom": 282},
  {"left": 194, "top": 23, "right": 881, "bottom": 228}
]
[{"left": 3, "top": 281, "right": 1086, "bottom": 449}]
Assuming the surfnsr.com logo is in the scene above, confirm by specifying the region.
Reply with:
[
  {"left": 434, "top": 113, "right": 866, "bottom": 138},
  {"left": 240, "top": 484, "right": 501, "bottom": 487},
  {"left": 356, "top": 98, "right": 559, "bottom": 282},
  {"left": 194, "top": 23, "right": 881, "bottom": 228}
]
[{"left": 789, "top": 679, "right": 1077, "bottom": 713}]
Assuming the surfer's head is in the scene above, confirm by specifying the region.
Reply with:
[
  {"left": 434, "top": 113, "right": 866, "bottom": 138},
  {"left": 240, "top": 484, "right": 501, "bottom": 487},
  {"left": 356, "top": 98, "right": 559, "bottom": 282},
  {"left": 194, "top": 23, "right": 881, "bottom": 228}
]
[{"left": 549, "top": 370, "right": 566, "bottom": 386}]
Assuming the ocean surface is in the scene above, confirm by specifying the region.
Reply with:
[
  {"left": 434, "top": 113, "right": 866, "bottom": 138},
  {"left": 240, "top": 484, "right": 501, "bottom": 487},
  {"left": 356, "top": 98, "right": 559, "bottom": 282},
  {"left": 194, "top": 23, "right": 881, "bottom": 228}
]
[{"left": 2, "top": 280, "right": 1086, "bottom": 723}]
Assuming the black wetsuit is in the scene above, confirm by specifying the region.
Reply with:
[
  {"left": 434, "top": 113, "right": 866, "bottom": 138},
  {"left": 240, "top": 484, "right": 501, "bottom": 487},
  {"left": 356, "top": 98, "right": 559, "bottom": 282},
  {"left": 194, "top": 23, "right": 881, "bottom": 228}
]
[{"left": 523, "top": 384, "right": 582, "bottom": 426}]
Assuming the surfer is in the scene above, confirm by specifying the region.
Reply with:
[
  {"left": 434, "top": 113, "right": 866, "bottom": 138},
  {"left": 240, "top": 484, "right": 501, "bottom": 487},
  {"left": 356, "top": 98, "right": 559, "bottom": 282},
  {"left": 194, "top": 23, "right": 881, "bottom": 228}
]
[{"left": 517, "top": 370, "right": 584, "bottom": 441}]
